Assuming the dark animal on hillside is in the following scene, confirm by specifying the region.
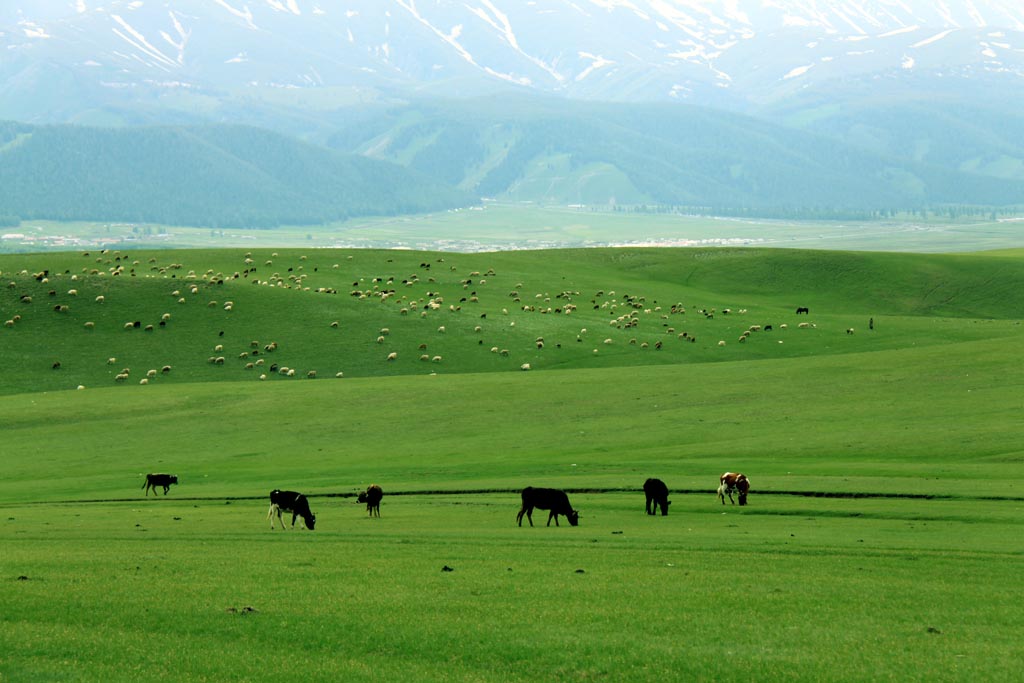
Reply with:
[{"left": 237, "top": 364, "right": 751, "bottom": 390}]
[
  {"left": 357, "top": 484, "right": 383, "bottom": 517},
  {"left": 268, "top": 489, "right": 316, "bottom": 530},
  {"left": 516, "top": 487, "right": 579, "bottom": 527},
  {"left": 643, "top": 478, "right": 671, "bottom": 516},
  {"left": 142, "top": 473, "right": 178, "bottom": 496},
  {"left": 795, "top": 307, "right": 809, "bottom": 315},
  {"left": 717, "top": 472, "right": 750, "bottom": 506}
]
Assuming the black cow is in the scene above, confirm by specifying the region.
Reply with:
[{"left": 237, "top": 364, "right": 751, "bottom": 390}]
[
  {"left": 516, "top": 487, "right": 579, "bottom": 527},
  {"left": 357, "top": 484, "right": 383, "bottom": 517},
  {"left": 142, "top": 473, "right": 178, "bottom": 496},
  {"left": 795, "top": 306, "right": 810, "bottom": 315},
  {"left": 643, "top": 478, "right": 670, "bottom": 516},
  {"left": 268, "top": 489, "right": 316, "bottom": 530}
]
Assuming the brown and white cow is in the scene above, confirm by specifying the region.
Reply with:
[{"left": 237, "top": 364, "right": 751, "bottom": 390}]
[{"left": 717, "top": 472, "right": 750, "bottom": 506}]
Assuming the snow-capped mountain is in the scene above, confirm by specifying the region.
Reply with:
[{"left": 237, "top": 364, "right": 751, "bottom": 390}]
[{"left": 3, "top": 0, "right": 1024, "bottom": 118}]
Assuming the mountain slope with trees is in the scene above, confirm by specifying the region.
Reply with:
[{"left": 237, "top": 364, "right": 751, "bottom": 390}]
[{"left": 0, "top": 122, "right": 474, "bottom": 227}]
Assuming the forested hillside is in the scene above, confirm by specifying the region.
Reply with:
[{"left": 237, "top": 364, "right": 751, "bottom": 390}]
[
  {"left": 0, "top": 122, "right": 475, "bottom": 228},
  {"left": 326, "top": 99, "right": 1024, "bottom": 214}
]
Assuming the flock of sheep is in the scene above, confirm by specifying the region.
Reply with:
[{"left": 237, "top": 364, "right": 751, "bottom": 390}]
[{"left": 0, "top": 248, "right": 862, "bottom": 392}]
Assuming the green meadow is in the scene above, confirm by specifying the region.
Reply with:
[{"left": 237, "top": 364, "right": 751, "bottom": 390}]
[{"left": 1, "top": 246, "right": 1023, "bottom": 681}]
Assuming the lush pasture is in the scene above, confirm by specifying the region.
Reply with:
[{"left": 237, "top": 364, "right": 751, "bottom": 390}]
[
  {"left": 2, "top": 494, "right": 1020, "bottom": 681},
  {"left": 1, "top": 246, "right": 1023, "bottom": 681}
]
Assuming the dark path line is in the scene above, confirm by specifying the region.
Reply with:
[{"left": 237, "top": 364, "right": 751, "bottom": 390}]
[{"left": 4, "top": 487, "right": 1020, "bottom": 507}]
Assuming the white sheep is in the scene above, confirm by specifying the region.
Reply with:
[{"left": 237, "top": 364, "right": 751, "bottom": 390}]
[
  {"left": 521, "top": 363, "right": 531, "bottom": 371},
  {"left": 387, "top": 352, "right": 398, "bottom": 361}
]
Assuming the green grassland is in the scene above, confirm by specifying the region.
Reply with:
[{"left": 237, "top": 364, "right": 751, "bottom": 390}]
[{"left": 1, "top": 246, "right": 1022, "bottom": 681}]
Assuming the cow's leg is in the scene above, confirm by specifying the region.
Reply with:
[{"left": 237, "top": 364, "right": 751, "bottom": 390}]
[
  {"left": 268, "top": 504, "right": 276, "bottom": 529},
  {"left": 526, "top": 508, "right": 534, "bottom": 527},
  {"left": 548, "top": 510, "right": 559, "bottom": 527}
]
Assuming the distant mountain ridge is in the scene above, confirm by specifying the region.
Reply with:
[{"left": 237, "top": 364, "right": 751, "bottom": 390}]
[
  {"left": 3, "top": 2, "right": 1024, "bottom": 225},
  {"left": 3, "top": 1, "right": 1024, "bottom": 109}
]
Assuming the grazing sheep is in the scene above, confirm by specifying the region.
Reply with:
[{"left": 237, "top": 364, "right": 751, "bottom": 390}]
[
  {"left": 107, "top": 358, "right": 117, "bottom": 365},
  {"left": 146, "top": 369, "right": 158, "bottom": 378},
  {"left": 4, "top": 320, "right": 14, "bottom": 327},
  {"left": 386, "top": 352, "right": 398, "bottom": 361},
  {"left": 521, "top": 363, "right": 531, "bottom": 371},
  {"left": 432, "top": 356, "right": 442, "bottom": 363},
  {"left": 139, "top": 378, "right": 148, "bottom": 385},
  {"left": 307, "top": 370, "right": 317, "bottom": 379},
  {"left": 161, "top": 366, "right": 172, "bottom": 374},
  {"left": 95, "top": 295, "right": 105, "bottom": 303},
  {"left": 846, "top": 328, "right": 855, "bottom": 335}
]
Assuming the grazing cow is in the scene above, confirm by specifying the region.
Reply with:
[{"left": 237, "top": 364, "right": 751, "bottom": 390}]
[
  {"left": 643, "top": 478, "right": 671, "bottom": 516},
  {"left": 268, "top": 489, "right": 316, "bottom": 530},
  {"left": 717, "top": 472, "right": 750, "bottom": 506},
  {"left": 357, "top": 484, "right": 383, "bottom": 517},
  {"left": 516, "top": 487, "right": 579, "bottom": 527},
  {"left": 142, "top": 473, "right": 178, "bottom": 496},
  {"left": 795, "top": 307, "right": 809, "bottom": 315}
]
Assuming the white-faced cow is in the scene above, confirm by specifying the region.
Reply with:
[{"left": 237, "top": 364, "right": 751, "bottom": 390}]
[
  {"left": 643, "top": 478, "right": 670, "bottom": 516},
  {"left": 357, "top": 484, "right": 383, "bottom": 517},
  {"left": 268, "top": 489, "right": 316, "bottom": 530},
  {"left": 142, "top": 473, "right": 178, "bottom": 496},
  {"left": 516, "top": 487, "right": 579, "bottom": 527},
  {"left": 717, "top": 472, "right": 750, "bottom": 506}
]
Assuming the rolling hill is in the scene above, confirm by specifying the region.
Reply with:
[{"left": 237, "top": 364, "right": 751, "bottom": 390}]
[{"left": 3, "top": 246, "right": 1023, "bottom": 397}]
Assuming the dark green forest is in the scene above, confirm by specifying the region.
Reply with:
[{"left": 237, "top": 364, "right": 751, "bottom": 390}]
[{"left": 0, "top": 122, "right": 474, "bottom": 228}]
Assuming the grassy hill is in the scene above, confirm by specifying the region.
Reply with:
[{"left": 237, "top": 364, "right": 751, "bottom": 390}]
[
  {"left": 2, "top": 246, "right": 1023, "bottom": 396},
  {"left": 0, "top": 121, "right": 475, "bottom": 228}
]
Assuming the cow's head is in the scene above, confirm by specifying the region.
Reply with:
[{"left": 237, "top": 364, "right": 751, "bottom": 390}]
[
  {"left": 357, "top": 492, "right": 367, "bottom": 504},
  {"left": 170, "top": 476, "right": 179, "bottom": 485},
  {"left": 305, "top": 513, "right": 316, "bottom": 530},
  {"left": 567, "top": 510, "right": 580, "bottom": 526},
  {"left": 659, "top": 499, "right": 671, "bottom": 516}
]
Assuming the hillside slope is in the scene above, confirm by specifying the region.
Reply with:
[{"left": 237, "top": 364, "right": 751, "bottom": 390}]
[
  {"left": 2, "top": 247, "right": 1022, "bottom": 397},
  {"left": 0, "top": 122, "right": 475, "bottom": 227},
  {"left": 326, "top": 100, "right": 1024, "bottom": 212}
]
